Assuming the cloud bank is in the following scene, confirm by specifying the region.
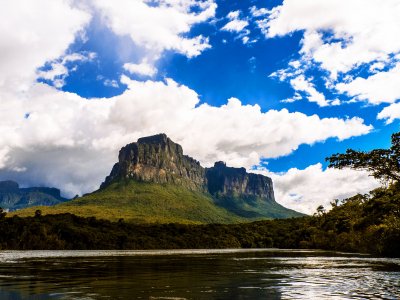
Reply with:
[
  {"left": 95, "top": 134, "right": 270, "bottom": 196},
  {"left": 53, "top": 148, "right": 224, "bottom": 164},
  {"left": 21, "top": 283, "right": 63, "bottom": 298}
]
[
  {"left": 256, "top": 0, "right": 400, "bottom": 110},
  {"left": 257, "top": 164, "right": 381, "bottom": 214}
]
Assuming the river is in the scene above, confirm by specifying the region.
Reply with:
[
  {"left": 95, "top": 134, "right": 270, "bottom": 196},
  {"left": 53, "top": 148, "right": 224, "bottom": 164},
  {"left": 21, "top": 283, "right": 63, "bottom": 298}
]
[{"left": 0, "top": 249, "right": 399, "bottom": 299}]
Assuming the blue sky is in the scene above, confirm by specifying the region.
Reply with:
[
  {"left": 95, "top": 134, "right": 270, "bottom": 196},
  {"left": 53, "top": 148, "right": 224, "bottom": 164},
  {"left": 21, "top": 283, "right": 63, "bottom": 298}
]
[{"left": 1, "top": 0, "right": 399, "bottom": 213}]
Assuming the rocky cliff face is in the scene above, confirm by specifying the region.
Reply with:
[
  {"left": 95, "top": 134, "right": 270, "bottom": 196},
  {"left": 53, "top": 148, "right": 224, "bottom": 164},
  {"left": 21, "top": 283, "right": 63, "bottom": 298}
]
[
  {"left": 205, "top": 161, "right": 275, "bottom": 202},
  {"left": 101, "top": 134, "right": 206, "bottom": 190},
  {"left": 101, "top": 134, "right": 275, "bottom": 200},
  {"left": 0, "top": 180, "right": 67, "bottom": 211}
]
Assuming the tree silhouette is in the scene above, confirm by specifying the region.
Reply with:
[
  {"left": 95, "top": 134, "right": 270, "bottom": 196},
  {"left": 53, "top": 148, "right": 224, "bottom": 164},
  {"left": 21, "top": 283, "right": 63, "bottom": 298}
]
[{"left": 326, "top": 132, "right": 400, "bottom": 183}]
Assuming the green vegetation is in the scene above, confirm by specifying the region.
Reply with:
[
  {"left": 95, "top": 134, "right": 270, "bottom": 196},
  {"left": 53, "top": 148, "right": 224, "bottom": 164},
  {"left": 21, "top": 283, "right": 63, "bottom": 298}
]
[
  {"left": 11, "top": 180, "right": 245, "bottom": 224},
  {"left": 327, "top": 131, "right": 400, "bottom": 183},
  {"left": 214, "top": 194, "right": 302, "bottom": 219},
  {"left": 11, "top": 179, "right": 301, "bottom": 223},
  {"left": 1, "top": 184, "right": 398, "bottom": 256}
]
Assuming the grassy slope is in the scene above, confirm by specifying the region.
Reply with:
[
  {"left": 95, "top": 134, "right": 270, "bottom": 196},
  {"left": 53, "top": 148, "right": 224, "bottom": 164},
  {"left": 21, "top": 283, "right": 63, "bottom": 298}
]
[
  {"left": 215, "top": 195, "right": 304, "bottom": 219},
  {"left": 11, "top": 181, "right": 245, "bottom": 224}
]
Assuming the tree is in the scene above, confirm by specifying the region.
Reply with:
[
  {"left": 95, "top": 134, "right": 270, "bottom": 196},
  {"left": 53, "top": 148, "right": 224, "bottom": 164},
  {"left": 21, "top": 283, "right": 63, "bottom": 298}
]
[
  {"left": 315, "top": 205, "right": 326, "bottom": 216},
  {"left": 34, "top": 209, "right": 42, "bottom": 218},
  {"left": 0, "top": 207, "right": 6, "bottom": 219},
  {"left": 326, "top": 132, "right": 400, "bottom": 183}
]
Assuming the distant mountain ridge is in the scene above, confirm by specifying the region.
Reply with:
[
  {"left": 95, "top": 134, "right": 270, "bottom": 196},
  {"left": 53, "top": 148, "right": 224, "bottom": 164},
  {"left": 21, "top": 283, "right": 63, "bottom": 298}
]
[{"left": 0, "top": 180, "right": 67, "bottom": 211}]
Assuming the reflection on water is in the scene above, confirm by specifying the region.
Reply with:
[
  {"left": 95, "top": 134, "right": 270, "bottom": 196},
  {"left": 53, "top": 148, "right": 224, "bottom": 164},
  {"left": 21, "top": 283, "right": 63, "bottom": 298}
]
[{"left": 0, "top": 249, "right": 399, "bottom": 299}]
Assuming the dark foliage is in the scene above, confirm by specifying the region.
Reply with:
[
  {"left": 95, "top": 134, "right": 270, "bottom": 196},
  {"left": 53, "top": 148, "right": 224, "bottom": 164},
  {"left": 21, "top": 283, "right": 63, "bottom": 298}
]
[
  {"left": 1, "top": 183, "right": 399, "bottom": 256},
  {"left": 327, "top": 132, "right": 400, "bottom": 183}
]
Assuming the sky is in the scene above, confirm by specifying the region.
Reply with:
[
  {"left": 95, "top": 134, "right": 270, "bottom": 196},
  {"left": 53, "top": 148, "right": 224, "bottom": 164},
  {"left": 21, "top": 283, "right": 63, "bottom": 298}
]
[{"left": 1, "top": 0, "right": 399, "bottom": 214}]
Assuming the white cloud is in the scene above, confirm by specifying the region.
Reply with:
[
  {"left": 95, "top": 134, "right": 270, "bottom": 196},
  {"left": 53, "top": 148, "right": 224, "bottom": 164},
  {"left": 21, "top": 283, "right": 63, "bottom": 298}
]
[
  {"left": 258, "top": 0, "right": 400, "bottom": 106},
  {"left": 336, "top": 63, "right": 400, "bottom": 105},
  {"left": 221, "top": 10, "right": 250, "bottom": 44},
  {"left": 0, "top": 0, "right": 91, "bottom": 91},
  {"left": 124, "top": 60, "right": 157, "bottom": 77},
  {"left": 222, "top": 19, "right": 249, "bottom": 33},
  {"left": 377, "top": 102, "right": 400, "bottom": 124},
  {"left": 0, "top": 76, "right": 373, "bottom": 197},
  {"left": 290, "top": 75, "right": 330, "bottom": 107},
  {"left": 281, "top": 93, "right": 302, "bottom": 104},
  {"left": 37, "top": 52, "right": 96, "bottom": 88},
  {"left": 227, "top": 10, "right": 240, "bottom": 20},
  {"left": 249, "top": 6, "right": 270, "bottom": 18},
  {"left": 103, "top": 79, "right": 119, "bottom": 88},
  {"left": 261, "top": 0, "right": 400, "bottom": 75},
  {"left": 271, "top": 68, "right": 339, "bottom": 107},
  {"left": 369, "top": 62, "right": 386, "bottom": 73},
  {"left": 92, "top": 0, "right": 216, "bottom": 58},
  {"left": 256, "top": 164, "right": 381, "bottom": 214}
]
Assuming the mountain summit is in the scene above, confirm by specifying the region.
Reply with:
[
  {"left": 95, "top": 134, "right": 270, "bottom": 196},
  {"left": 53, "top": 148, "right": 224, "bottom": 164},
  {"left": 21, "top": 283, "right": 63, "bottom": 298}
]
[
  {"left": 101, "top": 134, "right": 276, "bottom": 202},
  {"left": 101, "top": 134, "right": 205, "bottom": 191}
]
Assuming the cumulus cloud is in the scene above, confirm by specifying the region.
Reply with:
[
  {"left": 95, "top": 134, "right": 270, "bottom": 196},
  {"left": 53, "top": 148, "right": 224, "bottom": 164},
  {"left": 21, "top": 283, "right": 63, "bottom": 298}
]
[
  {"left": 256, "top": 0, "right": 400, "bottom": 108},
  {"left": 0, "top": 76, "right": 373, "bottom": 196},
  {"left": 377, "top": 102, "right": 400, "bottom": 124},
  {"left": 289, "top": 75, "right": 330, "bottom": 107},
  {"left": 221, "top": 10, "right": 252, "bottom": 44},
  {"left": 93, "top": 0, "right": 216, "bottom": 58},
  {"left": 103, "top": 79, "right": 119, "bottom": 88},
  {"left": 336, "top": 63, "right": 400, "bottom": 105},
  {"left": 261, "top": 0, "right": 400, "bottom": 75},
  {"left": 222, "top": 10, "right": 249, "bottom": 33},
  {"left": 124, "top": 60, "right": 157, "bottom": 77},
  {"left": 37, "top": 52, "right": 96, "bottom": 88},
  {"left": 256, "top": 164, "right": 381, "bottom": 214},
  {"left": 270, "top": 66, "right": 340, "bottom": 107},
  {"left": 222, "top": 19, "right": 248, "bottom": 33},
  {"left": 0, "top": 0, "right": 91, "bottom": 90}
]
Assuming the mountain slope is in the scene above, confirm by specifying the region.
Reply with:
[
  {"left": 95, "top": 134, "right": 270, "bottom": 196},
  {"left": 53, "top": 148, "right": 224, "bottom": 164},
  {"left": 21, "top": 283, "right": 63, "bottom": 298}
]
[
  {"left": 11, "top": 134, "right": 304, "bottom": 222},
  {"left": 12, "top": 180, "right": 244, "bottom": 224},
  {"left": 205, "top": 161, "right": 301, "bottom": 218}
]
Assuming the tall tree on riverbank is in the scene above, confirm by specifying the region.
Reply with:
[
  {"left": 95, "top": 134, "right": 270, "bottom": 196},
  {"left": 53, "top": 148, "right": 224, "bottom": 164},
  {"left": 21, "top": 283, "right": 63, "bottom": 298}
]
[{"left": 327, "top": 132, "right": 400, "bottom": 183}]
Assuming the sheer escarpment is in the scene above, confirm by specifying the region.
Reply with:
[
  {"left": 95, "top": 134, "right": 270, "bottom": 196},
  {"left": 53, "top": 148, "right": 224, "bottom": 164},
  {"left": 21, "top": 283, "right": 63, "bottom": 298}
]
[
  {"left": 206, "top": 161, "right": 275, "bottom": 202},
  {"left": 101, "top": 134, "right": 206, "bottom": 191},
  {"left": 101, "top": 134, "right": 276, "bottom": 203}
]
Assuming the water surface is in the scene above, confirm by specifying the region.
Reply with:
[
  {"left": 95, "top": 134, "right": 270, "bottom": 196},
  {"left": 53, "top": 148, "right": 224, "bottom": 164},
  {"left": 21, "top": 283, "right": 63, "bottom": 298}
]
[{"left": 0, "top": 249, "right": 399, "bottom": 299}]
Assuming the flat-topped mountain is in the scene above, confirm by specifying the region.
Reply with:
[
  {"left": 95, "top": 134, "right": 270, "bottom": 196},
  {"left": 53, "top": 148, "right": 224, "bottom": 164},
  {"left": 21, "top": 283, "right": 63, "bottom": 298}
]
[
  {"left": 0, "top": 180, "right": 67, "bottom": 211},
  {"left": 13, "top": 134, "right": 303, "bottom": 222},
  {"left": 101, "top": 134, "right": 205, "bottom": 191},
  {"left": 206, "top": 161, "right": 275, "bottom": 200}
]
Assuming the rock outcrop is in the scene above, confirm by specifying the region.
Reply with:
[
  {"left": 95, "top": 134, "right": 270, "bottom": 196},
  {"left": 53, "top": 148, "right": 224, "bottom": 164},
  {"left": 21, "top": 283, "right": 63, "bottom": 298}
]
[
  {"left": 101, "top": 134, "right": 275, "bottom": 202},
  {"left": 205, "top": 161, "right": 275, "bottom": 202},
  {"left": 101, "top": 134, "right": 206, "bottom": 190},
  {"left": 0, "top": 180, "right": 67, "bottom": 211}
]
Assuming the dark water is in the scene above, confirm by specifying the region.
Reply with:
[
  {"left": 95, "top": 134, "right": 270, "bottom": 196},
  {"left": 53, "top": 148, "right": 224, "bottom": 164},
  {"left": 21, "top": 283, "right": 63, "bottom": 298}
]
[{"left": 0, "top": 249, "right": 399, "bottom": 299}]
